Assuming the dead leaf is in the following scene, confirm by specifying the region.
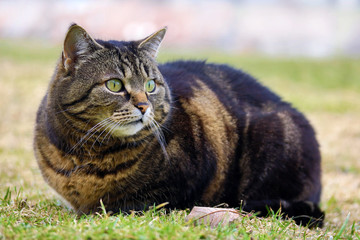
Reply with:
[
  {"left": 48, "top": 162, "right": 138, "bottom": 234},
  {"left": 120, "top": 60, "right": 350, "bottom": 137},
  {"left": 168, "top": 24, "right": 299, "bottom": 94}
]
[{"left": 185, "top": 206, "right": 241, "bottom": 228}]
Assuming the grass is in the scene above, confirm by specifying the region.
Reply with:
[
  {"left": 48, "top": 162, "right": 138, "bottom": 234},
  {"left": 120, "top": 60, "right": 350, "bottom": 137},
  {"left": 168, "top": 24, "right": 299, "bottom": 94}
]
[{"left": 1, "top": 39, "right": 360, "bottom": 239}]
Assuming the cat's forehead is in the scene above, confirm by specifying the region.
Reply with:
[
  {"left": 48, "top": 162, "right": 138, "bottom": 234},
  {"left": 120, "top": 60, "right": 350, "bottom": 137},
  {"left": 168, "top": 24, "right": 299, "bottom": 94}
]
[
  {"left": 83, "top": 40, "right": 161, "bottom": 82},
  {"left": 100, "top": 40, "right": 142, "bottom": 60},
  {"left": 116, "top": 51, "right": 156, "bottom": 79}
]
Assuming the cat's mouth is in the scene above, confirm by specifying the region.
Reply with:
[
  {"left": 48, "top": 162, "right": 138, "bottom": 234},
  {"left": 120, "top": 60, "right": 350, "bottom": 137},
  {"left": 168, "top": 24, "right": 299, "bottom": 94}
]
[
  {"left": 126, "top": 119, "right": 142, "bottom": 126},
  {"left": 108, "top": 116, "right": 151, "bottom": 137},
  {"left": 125, "top": 114, "right": 150, "bottom": 126},
  {"left": 109, "top": 120, "right": 144, "bottom": 137},
  {"left": 106, "top": 108, "right": 152, "bottom": 137}
]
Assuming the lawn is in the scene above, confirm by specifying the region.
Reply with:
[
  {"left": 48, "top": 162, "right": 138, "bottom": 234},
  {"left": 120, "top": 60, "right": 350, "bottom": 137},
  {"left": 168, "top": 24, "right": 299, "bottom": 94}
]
[{"left": 0, "top": 40, "right": 359, "bottom": 239}]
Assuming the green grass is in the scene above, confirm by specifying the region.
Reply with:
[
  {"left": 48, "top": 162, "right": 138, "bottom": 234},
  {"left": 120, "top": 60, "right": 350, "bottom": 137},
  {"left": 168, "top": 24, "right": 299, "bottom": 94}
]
[
  {"left": 1, "top": 188, "right": 350, "bottom": 240},
  {"left": 1, "top": 39, "right": 360, "bottom": 239},
  {"left": 0, "top": 39, "right": 61, "bottom": 63}
]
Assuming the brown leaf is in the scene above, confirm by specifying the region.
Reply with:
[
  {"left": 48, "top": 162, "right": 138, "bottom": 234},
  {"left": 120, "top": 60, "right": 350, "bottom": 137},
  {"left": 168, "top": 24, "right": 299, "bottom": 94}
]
[{"left": 185, "top": 206, "right": 241, "bottom": 228}]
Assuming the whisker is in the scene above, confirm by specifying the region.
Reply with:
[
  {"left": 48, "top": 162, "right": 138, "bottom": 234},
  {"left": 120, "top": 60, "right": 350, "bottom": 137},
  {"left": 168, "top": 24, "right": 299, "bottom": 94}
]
[
  {"left": 68, "top": 118, "right": 111, "bottom": 154},
  {"left": 153, "top": 119, "right": 166, "bottom": 140},
  {"left": 147, "top": 115, "right": 169, "bottom": 163},
  {"left": 101, "top": 120, "right": 125, "bottom": 145},
  {"left": 149, "top": 112, "right": 171, "bottom": 133},
  {"left": 90, "top": 119, "right": 114, "bottom": 150}
]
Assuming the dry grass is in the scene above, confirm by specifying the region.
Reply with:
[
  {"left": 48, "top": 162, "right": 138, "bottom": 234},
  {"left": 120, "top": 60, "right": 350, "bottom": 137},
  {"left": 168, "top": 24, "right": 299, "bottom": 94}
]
[
  {"left": 310, "top": 113, "right": 360, "bottom": 228},
  {"left": 0, "top": 42, "right": 359, "bottom": 238}
]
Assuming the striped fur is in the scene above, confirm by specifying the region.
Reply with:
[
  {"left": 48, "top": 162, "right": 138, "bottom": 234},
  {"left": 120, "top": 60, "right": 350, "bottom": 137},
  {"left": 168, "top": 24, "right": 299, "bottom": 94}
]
[{"left": 34, "top": 24, "right": 324, "bottom": 226}]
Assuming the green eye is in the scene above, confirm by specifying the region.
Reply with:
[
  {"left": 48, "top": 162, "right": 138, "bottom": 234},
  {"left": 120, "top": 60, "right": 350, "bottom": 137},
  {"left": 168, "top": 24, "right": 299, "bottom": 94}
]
[
  {"left": 145, "top": 80, "right": 156, "bottom": 93},
  {"left": 106, "top": 79, "right": 123, "bottom": 92}
]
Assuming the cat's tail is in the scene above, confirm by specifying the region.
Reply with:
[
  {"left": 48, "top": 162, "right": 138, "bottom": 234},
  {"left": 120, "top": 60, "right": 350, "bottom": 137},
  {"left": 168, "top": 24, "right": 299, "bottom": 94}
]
[{"left": 242, "top": 200, "right": 325, "bottom": 228}]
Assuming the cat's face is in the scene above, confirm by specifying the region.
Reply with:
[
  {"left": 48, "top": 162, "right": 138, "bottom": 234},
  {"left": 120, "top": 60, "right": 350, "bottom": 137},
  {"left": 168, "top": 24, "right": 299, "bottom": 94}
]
[{"left": 50, "top": 24, "right": 170, "bottom": 139}]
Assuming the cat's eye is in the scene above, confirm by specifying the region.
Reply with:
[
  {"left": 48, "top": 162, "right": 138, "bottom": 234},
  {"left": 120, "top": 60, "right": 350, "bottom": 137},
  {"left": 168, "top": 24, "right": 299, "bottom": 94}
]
[
  {"left": 106, "top": 79, "right": 123, "bottom": 93},
  {"left": 145, "top": 79, "right": 156, "bottom": 93}
]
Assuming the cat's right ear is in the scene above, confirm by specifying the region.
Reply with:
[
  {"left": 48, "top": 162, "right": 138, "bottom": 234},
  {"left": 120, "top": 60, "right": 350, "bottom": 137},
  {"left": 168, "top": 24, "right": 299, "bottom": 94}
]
[{"left": 62, "top": 23, "right": 103, "bottom": 70}]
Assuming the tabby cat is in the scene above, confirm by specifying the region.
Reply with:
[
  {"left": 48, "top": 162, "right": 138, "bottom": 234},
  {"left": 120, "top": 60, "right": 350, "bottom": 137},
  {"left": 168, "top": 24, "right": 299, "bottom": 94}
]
[{"left": 34, "top": 24, "right": 324, "bottom": 227}]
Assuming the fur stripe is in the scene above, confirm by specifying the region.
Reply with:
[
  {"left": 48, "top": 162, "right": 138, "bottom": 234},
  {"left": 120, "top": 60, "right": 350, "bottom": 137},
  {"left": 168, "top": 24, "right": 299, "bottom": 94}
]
[
  {"left": 38, "top": 147, "right": 73, "bottom": 177},
  {"left": 40, "top": 145, "right": 139, "bottom": 178},
  {"left": 61, "top": 87, "right": 94, "bottom": 108},
  {"left": 80, "top": 158, "right": 139, "bottom": 178}
]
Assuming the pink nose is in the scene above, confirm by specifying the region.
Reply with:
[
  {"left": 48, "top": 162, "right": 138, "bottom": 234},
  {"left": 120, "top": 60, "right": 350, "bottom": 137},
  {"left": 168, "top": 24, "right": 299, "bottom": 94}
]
[
  {"left": 131, "top": 92, "right": 149, "bottom": 114},
  {"left": 135, "top": 102, "right": 149, "bottom": 114}
]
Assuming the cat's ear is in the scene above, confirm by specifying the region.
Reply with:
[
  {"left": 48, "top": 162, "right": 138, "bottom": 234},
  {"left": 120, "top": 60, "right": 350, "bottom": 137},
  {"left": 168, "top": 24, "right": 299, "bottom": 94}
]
[
  {"left": 138, "top": 27, "right": 167, "bottom": 58},
  {"left": 62, "top": 23, "right": 103, "bottom": 70}
]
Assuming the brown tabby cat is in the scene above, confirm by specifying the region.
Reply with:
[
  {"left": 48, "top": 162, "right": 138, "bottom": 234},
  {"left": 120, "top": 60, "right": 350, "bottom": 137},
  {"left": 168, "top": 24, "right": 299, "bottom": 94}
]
[{"left": 34, "top": 24, "right": 324, "bottom": 227}]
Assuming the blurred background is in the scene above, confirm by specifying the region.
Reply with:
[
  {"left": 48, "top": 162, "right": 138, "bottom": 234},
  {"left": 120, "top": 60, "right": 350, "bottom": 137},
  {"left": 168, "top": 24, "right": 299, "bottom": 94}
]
[{"left": 1, "top": 0, "right": 360, "bottom": 57}]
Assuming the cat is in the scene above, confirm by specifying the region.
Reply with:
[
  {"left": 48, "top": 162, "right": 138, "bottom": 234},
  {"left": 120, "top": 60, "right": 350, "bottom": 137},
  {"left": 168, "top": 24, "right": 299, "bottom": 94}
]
[{"left": 34, "top": 23, "right": 324, "bottom": 227}]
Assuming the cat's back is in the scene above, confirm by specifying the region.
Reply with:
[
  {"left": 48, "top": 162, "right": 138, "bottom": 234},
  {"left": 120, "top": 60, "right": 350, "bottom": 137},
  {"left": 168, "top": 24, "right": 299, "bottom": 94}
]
[{"left": 159, "top": 60, "right": 285, "bottom": 112}]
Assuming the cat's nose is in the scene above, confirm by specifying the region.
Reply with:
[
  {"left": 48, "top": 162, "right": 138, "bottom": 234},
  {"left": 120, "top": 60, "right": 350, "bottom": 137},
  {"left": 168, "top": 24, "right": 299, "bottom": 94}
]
[
  {"left": 131, "top": 92, "right": 149, "bottom": 114},
  {"left": 135, "top": 102, "right": 149, "bottom": 114}
]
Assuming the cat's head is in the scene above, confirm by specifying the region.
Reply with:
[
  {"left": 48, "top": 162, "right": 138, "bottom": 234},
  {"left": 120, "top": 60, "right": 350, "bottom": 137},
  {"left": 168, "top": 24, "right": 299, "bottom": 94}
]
[{"left": 49, "top": 24, "right": 171, "bottom": 141}]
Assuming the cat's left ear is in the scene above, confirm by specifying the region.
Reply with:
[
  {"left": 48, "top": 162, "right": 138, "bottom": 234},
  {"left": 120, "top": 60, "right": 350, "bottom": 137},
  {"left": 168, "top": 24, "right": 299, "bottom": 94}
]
[
  {"left": 138, "top": 27, "right": 167, "bottom": 58},
  {"left": 62, "top": 23, "right": 103, "bottom": 70}
]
